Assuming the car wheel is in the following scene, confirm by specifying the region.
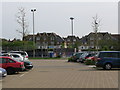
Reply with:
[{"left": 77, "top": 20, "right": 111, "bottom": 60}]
[
  {"left": 104, "top": 63, "right": 112, "bottom": 70},
  {"left": 6, "top": 68, "right": 15, "bottom": 75}
]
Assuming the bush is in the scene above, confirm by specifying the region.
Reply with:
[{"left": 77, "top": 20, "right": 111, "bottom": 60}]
[{"left": 84, "top": 59, "right": 96, "bottom": 65}]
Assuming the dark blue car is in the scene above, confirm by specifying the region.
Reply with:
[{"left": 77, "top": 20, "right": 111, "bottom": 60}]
[{"left": 95, "top": 51, "right": 120, "bottom": 70}]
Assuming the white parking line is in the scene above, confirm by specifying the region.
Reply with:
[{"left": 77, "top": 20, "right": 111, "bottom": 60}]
[
  {"left": 19, "top": 69, "right": 33, "bottom": 77},
  {"left": 88, "top": 65, "right": 96, "bottom": 68},
  {"left": 20, "top": 74, "right": 25, "bottom": 77}
]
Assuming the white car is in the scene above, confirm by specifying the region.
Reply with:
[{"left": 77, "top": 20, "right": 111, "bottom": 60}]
[
  {"left": 9, "top": 51, "right": 29, "bottom": 61},
  {"left": 2, "top": 53, "right": 28, "bottom": 61},
  {"left": 9, "top": 53, "right": 25, "bottom": 61}
]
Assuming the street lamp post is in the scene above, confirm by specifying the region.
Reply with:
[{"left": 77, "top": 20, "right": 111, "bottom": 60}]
[
  {"left": 70, "top": 17, "right": 74, "bottom": 48},
  {"left": 31, "top": 9, "right": 36, "bottom": 57}
]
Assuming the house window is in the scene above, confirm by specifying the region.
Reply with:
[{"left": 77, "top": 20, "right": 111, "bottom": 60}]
[
  {"left": 73, "top": 39, "right": 76, "bottom": 41},
  {"left": 90, "top": 37, "right": 94, "bottom": 40},
  {"left": 51, "top": 42, "right": 54, "bottom": 45},
  {"left": 44, "top": 37, "right": 46, "bottom": 40},
  {"left": 29, "top": 38, "right": 32, "bottom": 41},
  {"left": 36, "top": 37, "right": 40, "bottom": 40},
  {"left": 98, "top": 37, "right": 101, "bottom": 40},
  {"left": 67, "top": 39, "right": 70, "bottom": 41},
  {"left": 51, "top": 37, "right": 54, "bottom": 40},
  {"left": 90, "top": 41, "right": 94, "bottom": 45}
]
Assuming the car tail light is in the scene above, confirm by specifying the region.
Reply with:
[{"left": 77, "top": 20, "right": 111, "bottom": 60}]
[{"left": 26, "top": 56, "right": 28, "bottom": 58}]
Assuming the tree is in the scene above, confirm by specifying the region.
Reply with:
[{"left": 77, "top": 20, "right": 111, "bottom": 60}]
[
  {"left": 16, "top": 7, "right": 29, "bottom": 41},
  {"left": 98, "top": 38, "right": 119, "bottom": 51},
  {"left": 92, "top": 15, "right": 101, "bottom": 50},
  {"left": 2, "top": 40, "right": 34, "bottom": 51}
]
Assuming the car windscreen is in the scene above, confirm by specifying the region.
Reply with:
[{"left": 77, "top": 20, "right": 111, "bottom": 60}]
[{"left": 13, "top": 59, "right": 22, "bottom": 62}]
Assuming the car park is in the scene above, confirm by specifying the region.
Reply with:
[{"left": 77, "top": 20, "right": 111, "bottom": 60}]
[
  {"left": 0, "top": 67, "right": 7, "bottom": 77},
  {"left": 95, "top": 51, "right": 120, "bottom": 70},
  {"left": 0, "top": 56, "right": 25, "bottom": 74}
]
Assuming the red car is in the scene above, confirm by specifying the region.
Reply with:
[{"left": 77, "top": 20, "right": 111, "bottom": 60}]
[
  {"left": 0, "top": 56, "right": 25, "bottom": 74},
  {"left": 87, "top": 56, "right": 96, "bottom": 61}
]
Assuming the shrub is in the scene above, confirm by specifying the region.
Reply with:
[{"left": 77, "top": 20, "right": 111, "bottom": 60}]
[{"left": 84, "top": 59, "right": 96, "bottom": 65}]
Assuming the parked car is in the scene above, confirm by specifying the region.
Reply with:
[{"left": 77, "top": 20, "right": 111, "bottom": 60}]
[
  {"left": 83, "top": 53, "right": 97, "bottom": 62},
  {"left": 95, "top": 51, "right": 120, "bottom": 70},
  {"left": 0, "top": 67, "right": 7, "bottom": 77},
  {"left": 83, "top": 53, "right": 96, "bottom": 65},
  {"left": 0, "top": 56, "right": 25, "bottom": 74},
  {"left": 24, "top": 60, "right": 33, "bottom": 70},
  {"left": 1, "top": 53, "right": 15, "bottom": 60},
  {"left": 9, "top": 51, "right": 28, "bottom": 61},
  {"left": 1, "top": 53, "right": 33, "bottom": 70},
  {"left": 79, "top": 53, "right": 97, "bottom": 63},
  {"left": 79, "top": 52, "right": 89, "bottom": 63},
  {"left": 68, "top": 52, "right": 83, "bottom": 62}
]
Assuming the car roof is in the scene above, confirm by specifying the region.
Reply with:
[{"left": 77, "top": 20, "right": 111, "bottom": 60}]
[
  {"left": 100, "top": 51, "right": 120, "bottom": 53},
  {"left": 2, "top": 53, "right": 22, "bottom": 55},
  {"left": 10, "top": 51, "right": 26, "bottom": 53},
  {"left": 8, "top": 53, "right": 22, "bottom": 55}
]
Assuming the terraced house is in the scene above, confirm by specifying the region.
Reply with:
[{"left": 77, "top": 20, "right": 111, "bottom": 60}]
[
  {"left": 63, "top": 36, "right": 81, "bottom": 49},
  {"left": 2, "top": 31, "right": 119, "bottom": 57},
  {"left": 79, "top": 32, "right": 120, "bottom": 51},
  {"left": 24, "top": 32, "right": 64, "bottom": 57},
  {"left": 24, "top": 32, "right": 64, "bottom": 49}
]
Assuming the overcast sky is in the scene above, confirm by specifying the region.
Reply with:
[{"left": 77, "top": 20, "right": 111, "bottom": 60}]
[{"left": 1, "top": 0, "right": 119, "bottom": 40}]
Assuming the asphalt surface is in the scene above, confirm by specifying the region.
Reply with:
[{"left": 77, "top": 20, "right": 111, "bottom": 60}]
[{"left": 1, "top": 59, "right": 119, "bottom": 88}]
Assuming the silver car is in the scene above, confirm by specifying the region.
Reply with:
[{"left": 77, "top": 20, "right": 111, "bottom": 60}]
[{"left": 0, "top": 67, "right": 7, "bottom": 77}]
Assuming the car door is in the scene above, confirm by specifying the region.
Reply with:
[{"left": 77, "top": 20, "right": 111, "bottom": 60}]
[
  {"left": 117, "top": 52, "right": 120, "bottom": 68},
  {"left": 6, "top": 58, "right": 17, "bottom": 68},
  {"left": 111, "top": 52, "right": 120, "bottom": 68},
  {"left": 1, "top": 58, "right": 7, "bottom": 69},
  {"left": 0, "top": 58, "right": 2, "bottom": 67}
]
